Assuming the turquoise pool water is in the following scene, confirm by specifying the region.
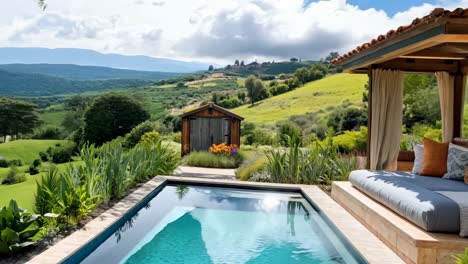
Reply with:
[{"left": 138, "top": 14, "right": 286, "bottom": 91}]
[{"left": 79, "top": 185, "right": 365, "bottom": 264}]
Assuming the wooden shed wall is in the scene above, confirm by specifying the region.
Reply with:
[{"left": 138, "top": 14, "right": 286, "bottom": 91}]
[{"left": 181, "top": 108, "right": 242, "bottom": 155}]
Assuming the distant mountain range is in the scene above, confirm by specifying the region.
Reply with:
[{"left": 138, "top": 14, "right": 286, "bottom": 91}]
[
  {"left": 0, "top": 47, "right": 211, "bottom": 73},
  {"left": 0, "top": 64, "right": 182, "bottom": 81}
]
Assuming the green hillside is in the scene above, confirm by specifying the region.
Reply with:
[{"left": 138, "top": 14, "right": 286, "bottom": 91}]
[
  {"left": 0, "top": 139, "right": 68, "bottom": 164},
  {"left": 232, "top": 73, "right": 367, "bottom": 125}
]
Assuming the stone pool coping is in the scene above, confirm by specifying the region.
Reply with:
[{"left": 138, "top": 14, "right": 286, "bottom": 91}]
[{"left": 27, "top": 176, "right": 404, "bottom": 264}]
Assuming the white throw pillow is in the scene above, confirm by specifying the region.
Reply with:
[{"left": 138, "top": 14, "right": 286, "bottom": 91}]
[{"left": 412, "top": 144, "right": 424, "bottom": 174}]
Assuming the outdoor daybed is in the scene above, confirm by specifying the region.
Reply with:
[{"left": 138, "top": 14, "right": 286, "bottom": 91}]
[{"left": 349, "top": 170, "right": 468, "bottom": 234}]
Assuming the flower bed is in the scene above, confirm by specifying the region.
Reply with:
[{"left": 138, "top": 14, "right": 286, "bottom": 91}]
[{"left": 184, "top": 144, "right": 245, "bottom": 168}]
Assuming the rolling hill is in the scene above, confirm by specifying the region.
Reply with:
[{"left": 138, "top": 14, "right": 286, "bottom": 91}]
[
  {"left": 0, "top": 70, "right": 155, "bottom": 96},
  {"left": 231, "top": 73, "right": 368, "bottom": 125},
  {"left": 0, "top": 47, "right": 211, "bottom": 73},
  {"left": 0, "top": 64, "right": 182, "bottom": 80}
]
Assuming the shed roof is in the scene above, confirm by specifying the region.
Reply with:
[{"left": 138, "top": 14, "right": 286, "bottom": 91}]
[
  {"left": 180, "top": 103, "right": 244, "bottom": 120},
  {"left": 332, "top": 8, "right": 468, "bottom": 73}
]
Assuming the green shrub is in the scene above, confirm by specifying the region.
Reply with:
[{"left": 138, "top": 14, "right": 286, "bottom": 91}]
[
  {"left": 140, "top": 131, "right": 161, "bottom": 145},
  {"left": 184, "top": 151, "right": 245, "bottom": 168},
  {"left": 277, "top": 121, "right": 302, "bottom": 147},
  {"left": 0, "top": 200, "right": 46, "bottom": 255},
  {"left": 28, "top": 165, "right": 40, "bottom": 175},
  {"left": 332, "top": 127, "right": 367, "bottom": 154},
  {"left": 2, "top": 166, "right": 26, "bottom": 185},
  {"left": 245, "top": 129, "right": 276, "bottom": 146},
  {"left": 171, "top": 132, "right": 181, "bottom": 143},
  {"left": 32, "top": 126, "right": 63, "bottom": 140},
  {"left": 51, "top": 145, "right": 74, "bottom": 164},
  {"left": 123, "top": 120, "right": 167, "bottom": 148},
  {"left": 8, "top": 159, "right": 23, "bottom": 167},
  {"left": 0, "top": 158, "right": 8, "bottom": 168},
  {"left": 236, "top": 155, "right": 268, "bottom": 181},
  {"left": 39, "top": 152, "right": 49, "bottom": 162},
  {"left": 32, "top": 159, "right": 41, "bottom": 167}
]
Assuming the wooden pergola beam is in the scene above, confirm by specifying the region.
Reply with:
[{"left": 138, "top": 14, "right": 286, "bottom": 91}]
[
  {"left": 453, "top": 61, "right": 466, "bottom": 139},
  {"left": 374, "top": 58, "right": 459, "bottom": 73}
]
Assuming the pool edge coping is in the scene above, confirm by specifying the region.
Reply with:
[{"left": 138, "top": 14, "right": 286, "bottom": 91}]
[{"left": 27, "top": 176, "right": 404, "bottom": 264}]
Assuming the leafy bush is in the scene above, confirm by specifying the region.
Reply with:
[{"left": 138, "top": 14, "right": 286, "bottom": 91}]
[
  {"left": 32, "top": 126, "right": 63, "bottom": 140},
  {"left": 411, "top": 123, "right": 442, "bottom": 142},
  {"left": 32, "top": 159, "right": 41, "bottom": 167},
  {"left": 28, "top": 165, "right": 40, "bottom": 175},
  {"left": 171, "top": 132, "right": 181, "bottom": 143},
  {"left": 0, "top": 200, "right": 46, "bottom": 255},
  {"left": 123, "top": 120, "right": 169, "bottom": 148},
  {"left": 184, "top": 151, "right": 245, "bottom": 168},
  {"left": 0, "top": 157, "right": 8, "bottom": 168},
  {"left": 140, "top": 131, "right": 161, "bottom": 145},
  {"left": 277, "top": 121, "right": 302, "bottom": 147},
  {"left": 39, "top": 152, "right": 49, "bottom": 162},
  {"left": 2, "top": 166, "right": 26, "bottom": 185},
  {"left": 8, "top": 159, "right": 23, "bottom": 167},
  {"left": 244, "top": 129, "right": 276, "bottom": 146},
  {"left": 332, "top": 127, "right": 367, "bottom": 154},
  {"left": 51, "top": 145, "right": 74, "bottom": 164},
  {"left": 236, "top": 155, "right": 268, "bottom": 181}
]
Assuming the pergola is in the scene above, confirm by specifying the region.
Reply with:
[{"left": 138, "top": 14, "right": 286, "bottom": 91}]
[{"left": 333, "top": 8, "right": 468, "bottom": 170}]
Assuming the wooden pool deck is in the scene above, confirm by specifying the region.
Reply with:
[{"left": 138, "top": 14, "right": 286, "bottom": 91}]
[
  {"left": 332, "top": 181, "right": 468, "bottom": 264},
  {"left": 28, "top": 177, "right": 403, "bottom": 264}
]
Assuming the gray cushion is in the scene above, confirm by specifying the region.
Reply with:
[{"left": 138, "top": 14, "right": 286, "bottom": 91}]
[
  {"left": 443, "top": 143, "right": 468, "bottom": 182},
  {"left": 349, "top": 170, "right": 468, "bottom": 232},
  {"left": 412, "top": 144, "right": 423, "bottom": 174}
]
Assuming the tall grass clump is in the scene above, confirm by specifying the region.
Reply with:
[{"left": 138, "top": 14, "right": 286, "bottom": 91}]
[
  {"left": 184, "top": 151, "right": 245, "bottom": 168},
  {"left": 263, "top": 131, "right": 357, "bottom": 185},
  {"left": 34, "top": 138, "right": 179, "bottom": 228}
]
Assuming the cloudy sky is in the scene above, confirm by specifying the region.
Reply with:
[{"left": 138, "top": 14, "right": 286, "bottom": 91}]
[{"left": 1, "top": 0, "right": 467, "bottom": 64}]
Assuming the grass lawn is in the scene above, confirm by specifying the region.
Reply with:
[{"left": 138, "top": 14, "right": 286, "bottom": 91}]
[
  {"left": 0, "top": 161, "right": 83, "bottom": 212},
  {"left": 232, "top": 73, "right": 367, "bottom": 125},
  {"left": 0, "top": 139, "right": 69, "bottom": 165},
  {"left": 40, "top": 110, "right": 68, "bottom": 127}
]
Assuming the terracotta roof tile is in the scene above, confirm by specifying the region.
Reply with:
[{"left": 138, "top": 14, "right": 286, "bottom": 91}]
[{"left": 332, "top": 8, "right": 468, "bottom": 65}]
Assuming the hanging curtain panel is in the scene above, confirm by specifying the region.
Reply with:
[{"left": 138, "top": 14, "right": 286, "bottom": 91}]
[
  {"left": 370, "top": 69, "right": 404, "bottom": 171},
  {"left": 435, "top": 72, "right": 455, "bottom": 142}
]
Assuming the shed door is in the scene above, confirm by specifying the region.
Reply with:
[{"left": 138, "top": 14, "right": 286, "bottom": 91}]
[{"left": 190, "top": 118, "right": 231, "bottom": 152}]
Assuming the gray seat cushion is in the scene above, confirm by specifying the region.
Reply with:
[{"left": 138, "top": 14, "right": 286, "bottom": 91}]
[{"left": 349, "top": 170, "right": 468, "bottom": 232}]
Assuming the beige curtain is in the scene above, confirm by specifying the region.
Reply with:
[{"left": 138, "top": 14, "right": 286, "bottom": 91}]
[
  {"left": 370, "top": 69, "right": 404, "bottom": 171},
  {"left": 435, "top": 72, "right": 454, "bottom": 142}
]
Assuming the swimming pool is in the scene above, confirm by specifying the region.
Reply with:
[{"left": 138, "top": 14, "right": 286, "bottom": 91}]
[{"left": 66, "top": 184, "right": 366, "bottom": 264}]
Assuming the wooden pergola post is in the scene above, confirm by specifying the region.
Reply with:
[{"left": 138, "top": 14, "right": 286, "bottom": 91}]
[
  {"left": 453, "top": 62, "right": 465, "bottom": 139},
  {"left": 366, "top": 67, "right": 373, "bottom": 169}
]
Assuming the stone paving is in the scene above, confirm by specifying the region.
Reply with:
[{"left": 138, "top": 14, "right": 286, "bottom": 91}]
[{"left": 172, "top": 165, "right": 236, "bottom": 180}]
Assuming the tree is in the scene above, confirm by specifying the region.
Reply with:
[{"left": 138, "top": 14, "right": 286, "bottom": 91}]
[
  {"left": 245, "top": 75, "right": 267, "bottom": 106},
  {"left": 234, "top": 60, "right": 239, "bottom": 66},
  {"left": 294, "top": 67, "right": 310, "bottom": 84},
  {"left": 324, "top": 52, "right": 340, "bottom": 65},
  {"left": 0, "top": 98, "right": 41, "bottom": 141},
  {"left": 208, "top": 65, "right": 214, "bottom": 71},
  {"left": 290, "top": 58, "right": 298, "bottom": 62},
  {"left": 240, "top": 60, "right": 245, "bottom": 67},
  {"left": 62, "top": 95, "right": 92, "bottom": 134},
  {"left": 83, "top": 93, "right": 150, "bottom": 145}
]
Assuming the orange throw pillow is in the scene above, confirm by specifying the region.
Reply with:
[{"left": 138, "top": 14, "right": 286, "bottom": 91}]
[{"left": 420, "top": 138, "right": 449, "bottom": 177}]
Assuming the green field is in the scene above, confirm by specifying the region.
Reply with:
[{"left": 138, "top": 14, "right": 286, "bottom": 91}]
[
  {"left": 0, "top": 161, "right": 83, "bottom": 212},
  {"left": 0, "top": 139, "right": 68, "bottom": 164},
  {"left": 232, "top": 73, "right": 367, "bottom": 125},
  {"left": 40, "top": 110, "right": 68, "bottom": 127}
]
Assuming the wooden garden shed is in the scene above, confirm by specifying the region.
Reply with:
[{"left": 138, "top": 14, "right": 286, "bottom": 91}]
[{"left": 180, "top": 103, "right": 244, "bottom": 155}]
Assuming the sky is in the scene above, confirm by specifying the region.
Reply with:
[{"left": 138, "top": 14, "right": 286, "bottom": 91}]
[{"left": 0, "top": 0, "right": 467, "bottom": 64}]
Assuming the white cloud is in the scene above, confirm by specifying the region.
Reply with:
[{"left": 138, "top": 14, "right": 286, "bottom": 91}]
[{"left": 0, "top": 0, "right": 465, "bottom": 64}]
